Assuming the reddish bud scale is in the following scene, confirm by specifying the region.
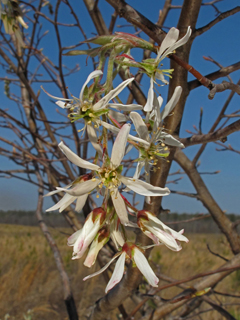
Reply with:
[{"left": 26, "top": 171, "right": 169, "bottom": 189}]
[
  {"left": 92, "top": 207, "right": 106, "bottom": 223},
  {"left": 117, "top": 54, "right": 134, "bottom": 60},
  {"left": 98, "top": 227, "right": 109, "bottom": 242},
  {"left": 82, "top": 173, "right": 93, "bottom": 181},
  {"left": 122, "top": 242, "right": 135, "bottom": 259},
  {"left": 137, "top": 210, "right": 149, "bottom": 221}
]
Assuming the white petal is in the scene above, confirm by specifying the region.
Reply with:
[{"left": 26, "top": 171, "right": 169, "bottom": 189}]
[
  {"left": 109, "top": 109, "right": 128, "bottom": 123},
  {"left": 111, "top": 189, "right": 129, "bottom": 225},
  {"left": 133, "top": 248, "right": 159, "bottom": 287},
  {"left": 105, "top": 252, "right": 126, "bottom": 293},
  {"left": 93, "top": 78, "right": 135, "bottom": 111},
  {"left": 79, "top": 70, "right": 103, "bottom": 101},
  {"left": 160, "top": 26, "right": 192, "bottom": 61},
  {"left": 160, "top": 86, "right": 182, "bottom": 121},
  {"left": 87, "top": 125, "right": 103, "bottom": 157},
  {"left": 120, "top": 176, "right": 170, "bottom": 197},
  {"left": 75, "top": 194, "right": 88, "bottom": 212},
  {"left": 111, "top": 124, "right": 130, "bottom": 168},
  {"left": 59, "top": 195, "right": 78, "bottom": 212},
  {"left": 133, "top": 160, "right": 145, "bottom": 180},
  {"left": 144, "top": 77, "right": 154, "bottom": 112},
  {"left": 56, "top": 101, "right": 73, "bottom": 109},
  {"left": 46, "top": 193, "right": 75, "bottom": 212},
  {"left": 99, "top": 120, "right": 150, "bottom": 147},
  {"left": 168, "top": 26, "right": 192, "bottom": 54},
  {"left": 157, "top": 132, "right": 184, "bottom": 148},
  {"left": 146, "top": 214, "right": 188, "bottom": 244},
  {"left": 58, "top": 141, "right": 100, "bottom": 171},
  {"left": 73, "top": 215, "right": 101, "bottom": 259},
  {"left": 155, "top": 27, "right": 179, "bottom": 62},
  {"left": 148, "top": 225, "right": 182, "bottom": 251},
  {"left": 57, "top": 179, "right": 100, "bottom": 197},
  {"left": 130, "top": 112, "right": 150, "bottom": 142},
  {"left": 84, "top": 236, "right": 107, "bottom": 268},
  {"left": 83, "top": 252, "right": 121, "bottom": 281},
  {"left": 67, "top": 229, "right": 82, "bottom": 246},
  {"left": 41, "top": 86, "right": 71, "bottom": 101},
  {"left": 44, "top": 189, "right": 62, "bottom": 197},
  {"left": 109, "top": 103, "right": 142, "bottom": 111}
]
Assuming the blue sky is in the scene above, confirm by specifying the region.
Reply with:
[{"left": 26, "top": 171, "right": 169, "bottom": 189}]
[{"left": 0, "top": 0, "right": 240, "bottom": 214}]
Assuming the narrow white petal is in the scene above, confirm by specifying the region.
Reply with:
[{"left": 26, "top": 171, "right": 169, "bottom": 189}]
[
  {"left": 46, "top": 193, "right": 75, "bottom": 212},
  {"left": 41, "top": 86, "right": 71, "bottom": 101},
  {"left": 75, "top": 194, "right": 88, "bottom": 212},
  {"left": 109, "top": 103, "right": 142, "bottom": 111},
  {"left": 58, "top": 141, "right": 100, "bottom": 171},
  {"left": 155, "top": 27, "right": 179, "bottom": 62},
  {"left": 167, "top": 26, "right": 192, "bottom": 54},
  {"left": 144, "top": 77, "right": 154, "bottom": 112},
  {"left": 109, "top": 109, "right": 128, "bottom": 123},
  {"left": 111, "top": 189, "right": 129, "bottom": 225},
  {"left": 133, "top": 248, "right": 159, "bottom": 287},
  {"left": 133, "top": 160, "right": 145, "bottom": 180},
  {"left": 130, "top": 112, "right": 150, "bottom": 142},
  {"left": 149, "top": 226, "right": 181, "bottom": 251},
  {"left": 87, "top": 125, "right": 103, "bottom": 157},
  {"left": 99, "top": 120, "right": 150, "bottom": 147},
  {"left": 56, "top": 101, "right": 72, "bottom": 109},
  {"left": 111, "top": 124, "right": 130, "bottom": 168},
  {"left": 44, "top": 189, "right": 62, "bottom": 197},
  {"left": 159, "top": 26, "right": 192, "bottom": 61},
  {"left": 121, "top": 176, "right": 170, "bottom": 197},
  {"left": 93, "top": 78, "right": 135, "bottom": 111},
  {"left": 105, "top": 252, "right": 126, "bottom": 293},
  {"left": 79, "top": 70, "right": 103, "bottom": 101},
  {"left": 155, "top": 72, "right": 169, "bottom": 84},
  {"left": 158, "top": 132, "right": 184, "bottom": 148},
  {"left": 83, "top": 252, "right": 121, "bottom": 281},
  {"left": 57, "top": 179, "right": 100, "bottom": 197},
  {"left": 59, "top": 195, "right": 78, "bottom": 212},
  {"left": 73, "top": 217, "right": 101, "bottom": 259},
  {"left": 84, "top": 236, "right": 107, "bottom": 268},
  {"left": 160, "top": 86, "right": 182, "bottom": 121},
  {"left": 68, "top": 229, "right": 82, "bottom": 246}
]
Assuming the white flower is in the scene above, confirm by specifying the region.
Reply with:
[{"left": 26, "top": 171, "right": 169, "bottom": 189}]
[
  {"left": 130, "top": 86, "right": 184, "bottom": 182},
  {"left": 155, "top": 27, "right": 192, "bottom": 65},
  {"left": 137, "top": 210, "right": 189, "bottom": 251},
  {"left": 46, "top": 124, "right": 170, "bottom": 225},
  {"left": 67, "top": 207, "right": 106, "bottom": 260},
  {"left": 83, "top": 242, "right": 159, "bottom": 293},
  {"left": 144, "top": 26, "right": 192, "bottom": 112},
  {"left": 42, "top": 71, "right": 142, "bottom": 154}
]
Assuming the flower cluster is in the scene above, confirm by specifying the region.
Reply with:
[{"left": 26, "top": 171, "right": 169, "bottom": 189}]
[{"left": 44, "top": 27, "right": 191, "bottom": 293}]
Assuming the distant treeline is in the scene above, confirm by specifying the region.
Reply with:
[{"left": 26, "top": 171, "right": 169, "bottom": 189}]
[{"left": 0, "top": 210, "right": 239, "bottom": 233}]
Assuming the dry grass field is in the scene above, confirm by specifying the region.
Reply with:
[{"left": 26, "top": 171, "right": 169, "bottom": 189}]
[{"left": 1, "top": 224, "right": 240, "bottom": 320}]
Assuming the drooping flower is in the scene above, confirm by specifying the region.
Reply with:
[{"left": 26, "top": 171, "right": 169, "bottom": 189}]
[
  {"left": 137, "top": 210, "right": 189, "bottom": 251},
  {"left": 83, "top": 226, "right": 110, "bottom": 267},
  {"left": 46, "top": 124, "right": 170, "bottom": 225},
  {"left": 83, "top": 242, "right": 159, "bottom": 293},
  {"left": 67, "top": 207, "right": 106, "bottom": 260}
]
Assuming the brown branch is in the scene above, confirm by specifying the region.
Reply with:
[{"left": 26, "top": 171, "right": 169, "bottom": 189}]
[
  {"left": 188, "top": 61, "right": 240, "bottom": 91},
  {"left": 35, "top": 170, "right": 78, "bottom": 320},
  {"left": 208, "top": 81, "right": 240, "bottom": 99},
  {"left": 194, "top": 6, "right": 240, "bottom": 37},
  {"left": 180, "top": 119, "right": 240, "bottom": 147},
  {"left": 174, "top": 149, "right": 240, "bottom": 254}
]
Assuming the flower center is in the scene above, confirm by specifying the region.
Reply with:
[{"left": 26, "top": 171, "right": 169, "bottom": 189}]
[{"left": 97, "top": 167, "right": 121, "bottom": 190}]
